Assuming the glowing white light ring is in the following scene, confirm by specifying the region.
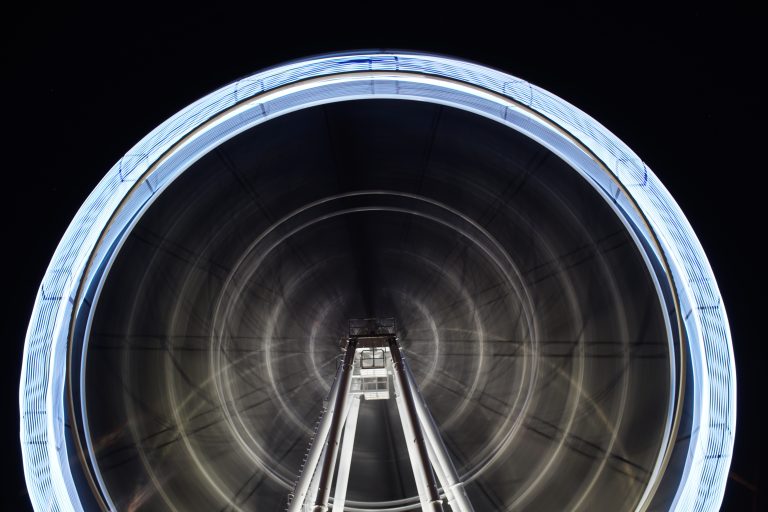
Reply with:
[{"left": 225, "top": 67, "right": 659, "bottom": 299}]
[{"left": 20, "top": 52, "right": 734, "bottom": 512}]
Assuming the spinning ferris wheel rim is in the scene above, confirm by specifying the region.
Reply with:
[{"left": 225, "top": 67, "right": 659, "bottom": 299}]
[{"left": 19, "top": 51, "right": 735, "bottom": 512}]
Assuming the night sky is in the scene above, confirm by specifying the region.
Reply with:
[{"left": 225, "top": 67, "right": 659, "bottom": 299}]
[{"left": 3, "top": 3, "right": 764, "bottom": 510}]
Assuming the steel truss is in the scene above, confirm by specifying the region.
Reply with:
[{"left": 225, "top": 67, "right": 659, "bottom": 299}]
[{"left": 288, "top": 319, "right": 473, "bottom": 512}]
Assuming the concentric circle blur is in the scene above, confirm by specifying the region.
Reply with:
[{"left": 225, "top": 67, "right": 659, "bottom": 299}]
[
  {"left": 84, "top": 100, "right": 672, "bottom": 511},
  {"left": 20, "top": 52, "right": 734, "bottom": 512}
]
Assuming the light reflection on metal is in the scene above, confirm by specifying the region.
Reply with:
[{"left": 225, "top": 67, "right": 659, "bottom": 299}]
[
  {"left": 312, "top": 338, "right": 358, "bottom": 512},
  {"left": 389, "top": 337, "right": 444, "bottom": 512},
  {"left": 289, "top": 361, "right": 346, "bottom": 512},
  {"left": 331, "top": 395, "right": 361, "bottom": 512},
  {"left": 291, "top": 322, "right": 458, "bottom": 512},
  {"left": 405, "top": 364, "right": 473, "bottom": 512}
]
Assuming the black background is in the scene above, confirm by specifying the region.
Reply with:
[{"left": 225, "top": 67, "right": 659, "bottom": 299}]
[{"left": 3, "top": 2, "right": 764, "bottom": 510}]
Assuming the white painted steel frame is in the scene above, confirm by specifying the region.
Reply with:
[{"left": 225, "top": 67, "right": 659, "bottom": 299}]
[
  {"left": 332, "top": 395, "right": 361, "bottom": 512},
  {"left": 392, "top": 363, "right": 439, "bottom": 512},
  {"left": 297, "top": 348, "right": 462, "bottom": 512},
  {"left": 405, "top": 365, "right": 473, "bottom": 512},
  {"left": 290, "top": 362, "right": 346, "bottom": 512},
  {"left": 20, "top": 52, "right": 735, "bottom": 512}
]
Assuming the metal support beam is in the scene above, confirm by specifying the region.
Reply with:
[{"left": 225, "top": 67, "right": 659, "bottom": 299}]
[
  {"left": 405, "top": 364, "right": 474, "bottom": 512},
  {"left": 312, "top": 338, "right": 358, "bottom": 512},
  {"left": 424, "top": 435, "right": 455, "bottom": 505},
  {"left": 306, "top": 440, "right": 329, "bottom": 509},
  {"left": 331, "top": 395, "right": 361, "bottom": 512},
  {"left": 394, "top": 371, "right": 431, "bottom": 509},
  {"left": 290, "top": 358, "right": 346, "bottom": 512},
  {"left": 292, "top": 325, "right": 467, "bottom": 512},
  {"left": 389, "top": 339, "right": 444, "bottom": 512}
]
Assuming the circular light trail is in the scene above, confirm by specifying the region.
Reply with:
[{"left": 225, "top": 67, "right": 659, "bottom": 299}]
[{"left": 20, "top": 52, "right": 734, "bottom": 512}]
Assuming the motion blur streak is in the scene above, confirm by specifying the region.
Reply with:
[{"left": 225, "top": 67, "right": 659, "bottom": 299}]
[{"left": 20, "top": 53, "right": 734, "bottom": 512}]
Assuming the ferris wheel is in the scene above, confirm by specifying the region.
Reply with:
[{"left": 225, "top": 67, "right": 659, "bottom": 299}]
[{"left": 20, "top": 52, "right": 735, "bottom": 512}]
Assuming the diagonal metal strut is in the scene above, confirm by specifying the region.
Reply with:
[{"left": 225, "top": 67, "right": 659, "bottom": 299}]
[
  {"left": 389, "top": 337, "right": 445, "bottom": 512},
  {"left": 289, "top": 319, "right": 472, "bottom": 512}
]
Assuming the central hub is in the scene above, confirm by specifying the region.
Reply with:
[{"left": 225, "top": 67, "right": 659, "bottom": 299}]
[{"left": 347, "top": 318, "right": 398, "bottom": 401}]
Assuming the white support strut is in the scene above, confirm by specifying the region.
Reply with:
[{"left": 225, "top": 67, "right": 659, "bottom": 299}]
[
  {"left": 290, "top": 323, "right": 471, "bottom": 512},
  {"left": 312, "top": 339, "right": 358, "bottom": 512},
  {"left": 389, "top": 340, "right": 444, "bottom": 512},
  {"left": 332, "top": 395, "right": 361, "bottom": 512},
  {"left": 405, "top": 364, "right": 474, "bottom": 512},
  {"left": 393, "top": 372, "right": 432, "bottom": 510},
  {"left": 289, "top": 362, "right": 345, "bottom": 512},
  {"left": 306, "top": 441, "right": 329, "bottom": 510}
]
